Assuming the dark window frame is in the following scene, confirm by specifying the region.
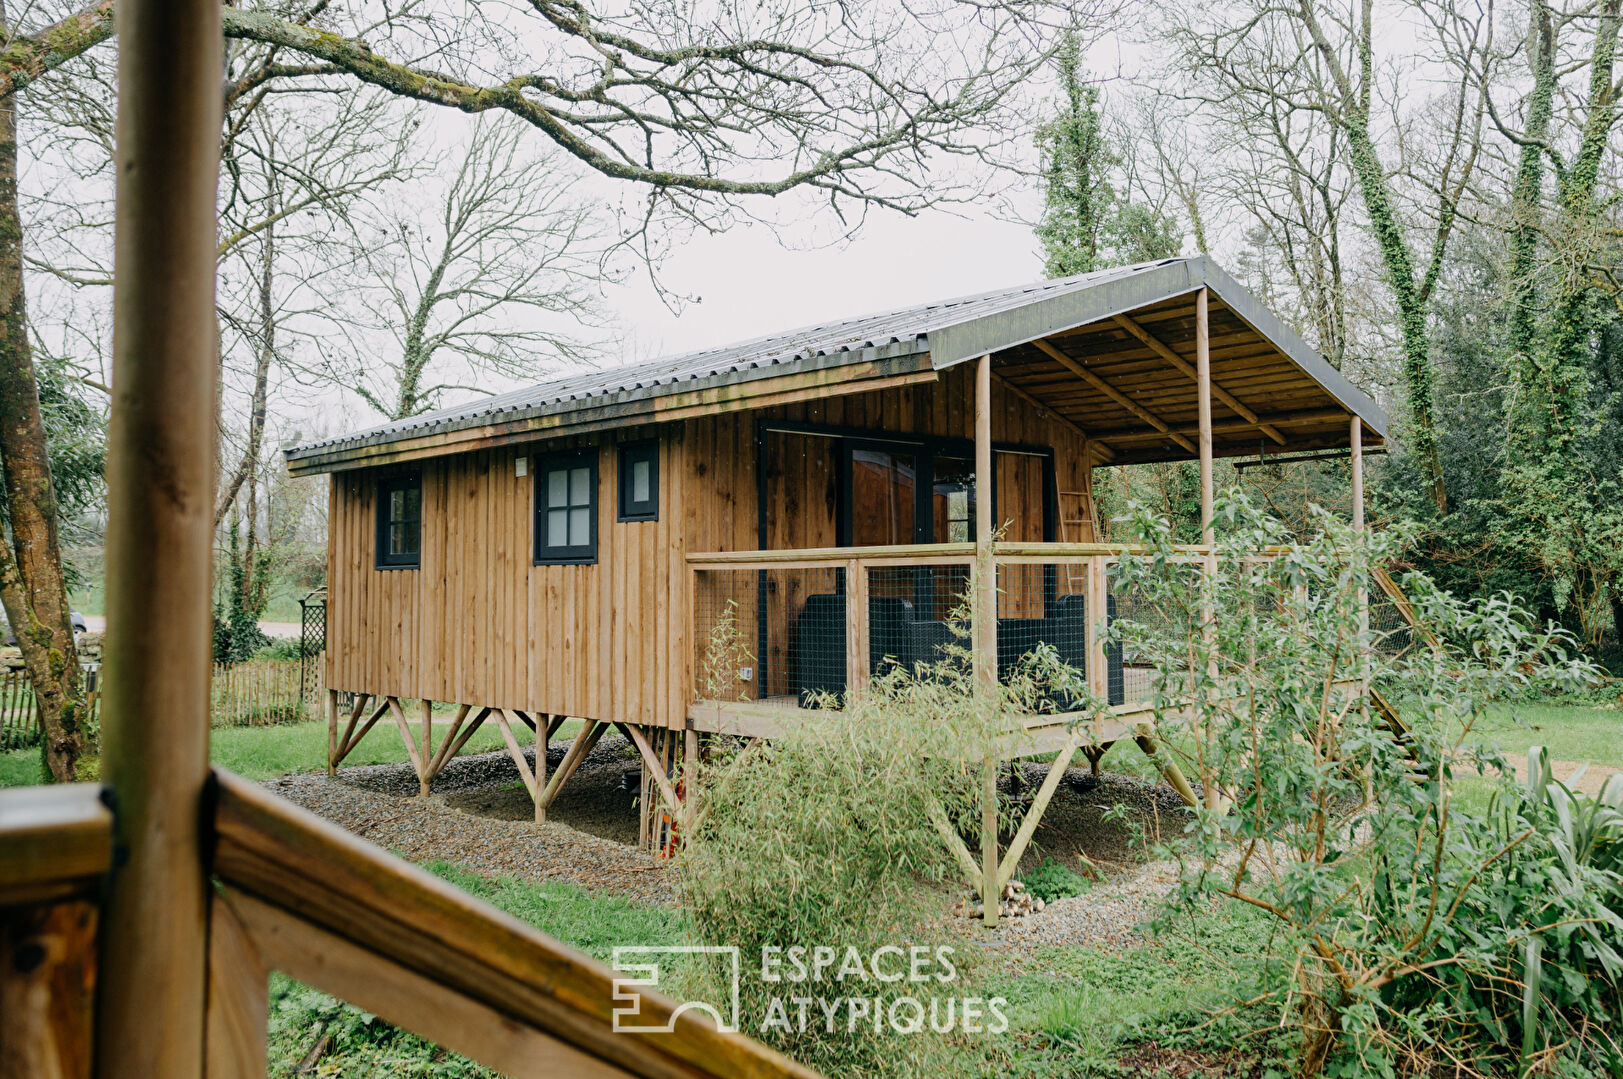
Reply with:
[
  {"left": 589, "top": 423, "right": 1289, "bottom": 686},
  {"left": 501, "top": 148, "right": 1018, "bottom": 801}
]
[
  {"left": 534, "top": 449, "right": 598, "bottom": 565},
  {"left": 375, "top": 470, "right": 423, "bottom": 570},
  {"left": 616, "top": 439, "right": 660, "bottom": 522}
]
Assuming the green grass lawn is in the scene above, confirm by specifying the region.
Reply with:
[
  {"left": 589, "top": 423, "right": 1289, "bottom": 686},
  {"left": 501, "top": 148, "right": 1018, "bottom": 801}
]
[
  {"left": 988, "top": 901, "right": 1285, "bottom": 1076},
  {"left": 1471, "top": 700, "right": 1622, "bottom": 766},
  {"left": 265, "top": 863, "right": 689, "bottom": 1077},
  {"left": 0, "top": 713, "right": 591, "bottom": 788}
]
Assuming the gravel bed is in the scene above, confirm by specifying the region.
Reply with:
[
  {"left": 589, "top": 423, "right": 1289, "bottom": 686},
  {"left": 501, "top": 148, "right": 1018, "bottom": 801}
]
[
  {"left": 270, "top": 739, "right": 1201, "bottom": 936},
  {"left": 268, "top": 738, "right": 676, "bottom": 905}
]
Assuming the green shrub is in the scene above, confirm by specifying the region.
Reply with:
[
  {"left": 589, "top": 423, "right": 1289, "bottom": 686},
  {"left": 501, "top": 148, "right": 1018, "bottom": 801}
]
[
  {"left": 1112, "top": 491, "right": 1615, "bottom": 1076},
  {"left": 680, "top": 569, "right": 1101, "bottom": 1076},
  {"left": 1021, "top": 858, "right": 1091, "bottom": 902}
]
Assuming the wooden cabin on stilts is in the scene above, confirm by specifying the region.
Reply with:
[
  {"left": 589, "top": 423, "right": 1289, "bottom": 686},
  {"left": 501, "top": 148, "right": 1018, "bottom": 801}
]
[
  {"left": 0, "top": 2, "right": 818, "bottom": 1073},
  {"left": 284, "top": 257, "right": 1389, "bottom": 907}
]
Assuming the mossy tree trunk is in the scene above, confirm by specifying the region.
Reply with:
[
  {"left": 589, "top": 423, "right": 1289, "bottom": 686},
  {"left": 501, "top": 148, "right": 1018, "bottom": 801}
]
[{"left": 0, "top": 5, "right": 85, "bottom": 782}]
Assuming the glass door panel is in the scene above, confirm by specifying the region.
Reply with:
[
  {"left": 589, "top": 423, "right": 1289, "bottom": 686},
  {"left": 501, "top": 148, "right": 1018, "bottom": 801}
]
[{"left": 849, "top": 449, "right": 916, "bottom": 547}]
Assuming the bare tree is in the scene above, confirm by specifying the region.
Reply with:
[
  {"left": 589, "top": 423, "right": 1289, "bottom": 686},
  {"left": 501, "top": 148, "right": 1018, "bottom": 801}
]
[
  {"left": 1158, "top": 0, "right": 1495, "bottom": 512},
  {"left": 313, "top": 115, "right": 608, "bottom": 420}
]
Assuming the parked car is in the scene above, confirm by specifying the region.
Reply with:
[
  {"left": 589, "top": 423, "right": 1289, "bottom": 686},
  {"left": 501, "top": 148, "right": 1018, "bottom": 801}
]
[{"left": 3, "top": 610, "right": 88, "bottom": 646}]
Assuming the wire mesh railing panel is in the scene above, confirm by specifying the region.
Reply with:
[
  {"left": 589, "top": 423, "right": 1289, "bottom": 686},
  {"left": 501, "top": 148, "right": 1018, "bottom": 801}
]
[
  {"left": 994, "top": 562, "right": 1123, "bottom": 709},
  {"left": 865, "top": 564, "right": 974, "bottom": 680},
  {"left": 693, "top": 566, "right": 848, "bottom": 707}
]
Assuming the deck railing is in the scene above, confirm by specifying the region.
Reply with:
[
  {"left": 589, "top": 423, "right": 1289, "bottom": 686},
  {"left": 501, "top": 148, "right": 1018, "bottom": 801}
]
[
  {"left": 0, "top": 774, "right": 821, "bottom": 1078},
  {"left": 686, "top": 542, "right": 1277, "bottom": 728}
]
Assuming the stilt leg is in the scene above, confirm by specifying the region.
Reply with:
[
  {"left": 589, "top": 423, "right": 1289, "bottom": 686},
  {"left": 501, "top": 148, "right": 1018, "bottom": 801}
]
[
  {"left": 1082, "top": 746, "right": 1104, "bottom": 777},
  {"left": 326, "top": 690, "right": 338, "bottom": 777},
  {"left": 1135, "top": 732, "right": 1199, "bottom": 808},
  {"left": 419, "top": 699, "right": 432, "bottom": 797},
  {"left": 980, "top": 755, "right": 998, "bottom": 927},
  {"left": 682, "top": 728, "right": 699, "bottom": 832},
  {"left": 535, "top": 714, "right": 548, "bottom": 825}
]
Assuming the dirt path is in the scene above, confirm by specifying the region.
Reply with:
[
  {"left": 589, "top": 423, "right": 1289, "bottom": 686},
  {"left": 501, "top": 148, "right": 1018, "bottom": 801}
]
[{"left": 1493, "top": 753, "right": 1621, "bottom": 797}]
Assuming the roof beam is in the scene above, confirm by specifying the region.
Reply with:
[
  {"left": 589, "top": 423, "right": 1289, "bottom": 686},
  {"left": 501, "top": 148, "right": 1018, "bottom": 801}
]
[
  {"left": 1031, "top": 337, "right": 1197, "bottom": 454},
  {"left": 1110, "top": 313, "right": 1286, "bottom": 445},
  {"left": 1093, "top": 407, "right": 1357, "bottom": 446},
  {"left": 991, "top": 371, "right": 1115, "bottom": 463}
]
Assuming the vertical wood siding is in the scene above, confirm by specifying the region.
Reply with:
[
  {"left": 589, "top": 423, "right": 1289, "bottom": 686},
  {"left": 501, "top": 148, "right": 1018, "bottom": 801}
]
[{"left": 325, "top": 366, "right": 1094, "bottom": 728}]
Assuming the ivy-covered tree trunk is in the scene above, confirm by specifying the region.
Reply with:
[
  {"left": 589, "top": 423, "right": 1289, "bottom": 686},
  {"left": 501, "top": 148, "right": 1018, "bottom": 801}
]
[
  {"left": 1341, "top": 110, "right": 1447, "bottom": 513},
  {"left": 1539, "top": 0, "right": 1621, "bottom": 453},
  {"left": 0, "top": 22, "right": 86, "bottom": 782},
  {"left": 1505, "top": 0, "right": 1555, "bottom": 369}
]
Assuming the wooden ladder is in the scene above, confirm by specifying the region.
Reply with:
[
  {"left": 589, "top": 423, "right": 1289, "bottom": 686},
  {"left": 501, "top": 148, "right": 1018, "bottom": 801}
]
[{"left": 1057, "top": 488, "right": 1095, "bottom": 590}]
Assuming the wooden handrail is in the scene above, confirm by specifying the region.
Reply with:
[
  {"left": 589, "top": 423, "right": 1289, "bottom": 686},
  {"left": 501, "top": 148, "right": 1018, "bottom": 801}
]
[
  {"left": 0, "top": 783, "right": 112, "bottom": 906},
  {"left": 687, "top": 541, "right": 1303, "bottom": 569},
  {"left": 209, "top": 769, "right": 818, "bottom": 1079}
]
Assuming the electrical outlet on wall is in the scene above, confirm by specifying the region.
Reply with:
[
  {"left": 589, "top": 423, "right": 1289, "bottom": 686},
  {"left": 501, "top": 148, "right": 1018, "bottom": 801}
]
[{"left": 738, "top": 666, "right": 753, "bottom": 682}]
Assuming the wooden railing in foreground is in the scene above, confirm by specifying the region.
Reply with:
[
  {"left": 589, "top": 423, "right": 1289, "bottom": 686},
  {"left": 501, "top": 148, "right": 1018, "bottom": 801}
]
[{"left": 0, "top": 775, "right": 819, "bottom": 1079}]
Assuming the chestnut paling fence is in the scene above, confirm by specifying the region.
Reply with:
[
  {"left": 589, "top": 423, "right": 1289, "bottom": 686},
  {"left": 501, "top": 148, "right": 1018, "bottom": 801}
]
[{"left": 0, "top": 657, "right": 321, "bottom": 750}]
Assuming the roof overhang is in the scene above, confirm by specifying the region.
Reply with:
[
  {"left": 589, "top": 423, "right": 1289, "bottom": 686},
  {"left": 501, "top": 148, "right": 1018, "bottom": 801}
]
[
  {"left": 928, "top": 255, "right": 1386, "bottom": 449},
  {"left": 286, "top": 255, "right": 1387, "bottom": 476},
  {"left": 285, "top": 345, "right": 933, "bottom": 476}
]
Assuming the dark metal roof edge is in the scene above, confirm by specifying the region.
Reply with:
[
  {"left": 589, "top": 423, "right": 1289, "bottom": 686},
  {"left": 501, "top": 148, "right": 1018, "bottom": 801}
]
[
  {"left": 1193, "top": 256, "right": 1389, "bottom": 437},
  {"left": 928, "top": 255, "right": 1389, "bottom": 438},
  {"left": 283, "top": 336, "right": 929, "bottom": 466}
]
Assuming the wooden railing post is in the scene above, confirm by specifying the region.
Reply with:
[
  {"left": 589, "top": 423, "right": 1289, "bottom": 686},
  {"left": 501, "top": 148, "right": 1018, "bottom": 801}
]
[
  {"left": 1196, "top": 287, "right": 1214, "bottom": 546},
  {"left": 972, "top": 352, "right": 999, "bottom": 928},
  {"left": 1086, "top": 555, "right": 1109, "bottom": 700},
  {"left": 96, "top": 0, "right": 221, "bottom": 1075},
  {"left": 844, "top": 559, "right": 869, "bottom": 703},
  {"left": 1351, "top": 416, "right": 1368, "bottom": 653}
]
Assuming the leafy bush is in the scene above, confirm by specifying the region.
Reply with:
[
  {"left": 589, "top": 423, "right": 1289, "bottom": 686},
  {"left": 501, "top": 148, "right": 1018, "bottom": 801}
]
[
  {"left": 1112, "top": 491, "right": 1616, "bottom": 1076},
  {"left": 680, "top": 569, "right": 1101, "bottom": 1075},
  {"left": 1021, "top": 858, "right": 1091, "bottom": 902}
]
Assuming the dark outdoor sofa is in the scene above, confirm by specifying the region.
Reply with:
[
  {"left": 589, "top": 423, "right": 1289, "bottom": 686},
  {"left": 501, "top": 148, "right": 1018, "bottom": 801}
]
[{"left": 791, "top": 591, "right": 1124, "bottom": 709}]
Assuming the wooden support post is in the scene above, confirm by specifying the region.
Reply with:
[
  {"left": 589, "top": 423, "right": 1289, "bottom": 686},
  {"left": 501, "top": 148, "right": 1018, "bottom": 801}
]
[
  {"left": 419, "top": 699, "right": 433, "bottom": 797},
  {"left": 928, "top": 799, "right": 983, "bottom": 893},
  {"left": 439, "top": 706, "right": 491, "bottom": 772},
  {"left": 997, "top": 729, "right": 1087, "bottom": 888},
  {"left": 1086, "top": 556, "right": 1109, "bottom": 700},
  {"left": 683, "top": 728, "right": 700, "bottom": 832},
  {"left": 96, "top": 0, "right": 221, "bottom": 1072},
  {"left": 326, "top": 690, "right": 339, "bottom": 777},
  {"left": 387, "top": 697, "right": 425, "bottom": 782},
  {"left": 541, "top": 720, "right": 606, "bottom": 810},
  {"left": 973, "top": 353, "right": 997, "bottom": 696},
  {"left": 980, "top": 757, "right": 998, "bottom": 927},
  {"left": 845, "top": 559, "right": 869, "bottom": 704},
  {"left": 1134, "top": 732, "right": 1199, "bottom": 808},
  {"left": 492, "top": 709, "right": 538, "bottom": 804},
  {"left": 535, "top": 713, "right": 548, "bottom": 825},
  {"left": 427, "top": 704, "right": 474, "bottom": 777},
  {"left": 622, "top": 723, "right": 683, "bottom": 822},
  {"left": 974, "top": 352, "right": 999, "bottom": 928},
  {"left": 1196, "top": 287, "right": 1214, "bottom": 545}
]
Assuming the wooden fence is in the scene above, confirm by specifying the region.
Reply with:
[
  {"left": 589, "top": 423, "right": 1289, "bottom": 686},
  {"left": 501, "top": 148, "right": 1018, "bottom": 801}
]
[
  {"left": 211, "top": 658, "right": 314, "bottom": 728},
  {"left": 0, "top": 663, "right": 100, "bottom": 751},
  {"left": 0, "top": 657, "right": 316, "bottom": 747}
]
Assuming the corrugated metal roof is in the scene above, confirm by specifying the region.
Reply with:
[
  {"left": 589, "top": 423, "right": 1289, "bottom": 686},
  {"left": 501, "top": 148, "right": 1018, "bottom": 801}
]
[{"left": 285, "top": 260, "right": 1183, "bottom": 462}]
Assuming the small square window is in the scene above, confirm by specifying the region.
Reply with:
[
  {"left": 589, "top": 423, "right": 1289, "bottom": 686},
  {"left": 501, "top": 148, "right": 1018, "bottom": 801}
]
[
  {"left": 535, "top": 449, "right": 597, "bottom": 564},
  {"left": 376, "top": 471, "right": 422, "bottom": 569},
  {"left": 617, "top": 440, "right": 659, "bottom": 522}
]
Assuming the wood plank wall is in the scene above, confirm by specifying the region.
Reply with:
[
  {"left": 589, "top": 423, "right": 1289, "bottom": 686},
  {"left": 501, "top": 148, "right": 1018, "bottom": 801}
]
[{"left": 326, "top": 363, "right": 1094, "bottom": 729}]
